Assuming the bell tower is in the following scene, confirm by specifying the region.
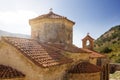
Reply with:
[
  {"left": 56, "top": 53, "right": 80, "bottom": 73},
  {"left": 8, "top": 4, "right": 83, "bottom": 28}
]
[{"left": 82, "top": 33, "right": 94, "bottom": 50}]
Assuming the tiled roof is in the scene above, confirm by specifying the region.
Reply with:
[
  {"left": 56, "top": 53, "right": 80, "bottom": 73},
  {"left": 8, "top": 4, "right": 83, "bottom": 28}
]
[
  {"left": 68, "top": 62, "right": 101, "bottom": 73},
  {"left": 81, "top": 48, "right": 105, "bottom": 58},
  {"left": 30, "top": 11, "right": 75, "bottom": 24},
  {"left": 46, "top": 43, "right": 87, "bottom": 53},
  {"left": 36, "top": 11, "right": 66, "bottom": 19},
  {"left": 2, "top": 37, "right": 72, "bottom": 68},
  {"left": 0, "top": 65, "right": 25, "bottom": 79}
]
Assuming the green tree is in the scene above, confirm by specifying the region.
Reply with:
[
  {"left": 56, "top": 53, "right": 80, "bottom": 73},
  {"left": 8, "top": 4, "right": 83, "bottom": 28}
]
[{"left": 100, "top": 47, "right": 112, "bottom": 53}]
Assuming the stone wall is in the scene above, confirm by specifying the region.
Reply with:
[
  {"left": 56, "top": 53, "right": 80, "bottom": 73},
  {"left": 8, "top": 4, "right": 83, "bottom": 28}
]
[
  {"left": 0, "top": 41, "right": 71, "bottom": 80},
  {"left": 1, "top": 78, "right": 25, "bottom": 80},
  {"left": 115, "top": 64, "right": 120, "bottom": 71},
  {"left": 0, "top": 41, "right": 43, "bottom": 80},
  {"left": 29, "top": 18, "right": 74, "bottom": 45},
  {"left": 89, "top": 58, "right": 97, "bottom": 65},
  {"left": 62, "top": 52, "right": 90, "bottom": 63},
  {"left": 66, "top": 72, "right": 101, "bottom": 80},
  {"left": 110, "top": 63, "right": 120, "bottom": 74}
]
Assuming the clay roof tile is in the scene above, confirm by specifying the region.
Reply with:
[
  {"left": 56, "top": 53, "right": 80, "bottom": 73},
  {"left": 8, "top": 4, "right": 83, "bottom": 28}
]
[
  {"left": 0, "top": 65, "right": 25, "bottom": 79},
  {"left": 2, "top": 37, "right": 72, "bottom": 68},
  {"left": 29, "top": 11, "right": 75, "bottom": 24},
  {"left": 81, "top": 48, "right": 105, "bottom": 58},
  {"left": 68, "top": 62, "right": 101, "bottom": 73},
  {"left": 47, "top": 43, "right": 88, "bottom": 53}
]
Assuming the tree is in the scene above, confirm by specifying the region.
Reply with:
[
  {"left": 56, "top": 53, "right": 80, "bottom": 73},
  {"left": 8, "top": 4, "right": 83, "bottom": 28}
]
[{"left": 100, "top": 47, "right": 112, "bottom": 53}]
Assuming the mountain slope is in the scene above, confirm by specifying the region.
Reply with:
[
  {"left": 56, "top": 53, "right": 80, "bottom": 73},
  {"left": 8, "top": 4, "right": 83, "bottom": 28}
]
[
  {"left": 94, "top": 25, "right": 120, "bottom": 63},
  {"left": 0, "top": 30, "right": 30, "bottom": 38}
]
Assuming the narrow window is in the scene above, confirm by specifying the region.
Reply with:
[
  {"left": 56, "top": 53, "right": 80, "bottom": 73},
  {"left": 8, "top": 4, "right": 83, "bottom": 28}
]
[{"left": 86, "top": 40, "right": 90, "bottom": 46}]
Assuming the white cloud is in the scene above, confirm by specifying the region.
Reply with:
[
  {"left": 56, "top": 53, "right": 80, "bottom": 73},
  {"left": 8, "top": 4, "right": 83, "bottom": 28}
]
[{"left": 0, "top": 10, "right": 37, "bottom": 34}]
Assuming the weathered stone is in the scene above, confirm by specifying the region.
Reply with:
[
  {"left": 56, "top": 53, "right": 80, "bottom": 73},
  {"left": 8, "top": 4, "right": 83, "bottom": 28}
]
[
  {"left": 29, "top": 12, "right": 74, "bottom": 45},
  {"left": 66, "top": 72, "right": 101, "bottom": 80}
]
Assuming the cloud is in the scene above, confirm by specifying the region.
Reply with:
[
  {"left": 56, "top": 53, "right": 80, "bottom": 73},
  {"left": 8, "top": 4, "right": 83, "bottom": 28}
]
[
  {"left": 0, "top": 10, "right": 36, "bottom": 23},
  {"left": 0, "top": 10, "right": 37, "bottom": 34}
]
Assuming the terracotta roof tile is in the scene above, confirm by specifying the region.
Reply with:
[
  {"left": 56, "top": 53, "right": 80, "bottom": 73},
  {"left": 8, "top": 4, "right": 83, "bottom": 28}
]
[
  {"left": 46, "top": 43, "right": 87, "bottom": 53},
  {"left": 36, "top": 11, "right": 66, "bottom": 19},
  {"left": 81, "top": 48, "right": 105, "bottom": 58},
  {"left": 30, "top": 11, "right": 75, "bottom": 24},
  {"left": 2, "top": 37, "right": 72, "bottom": 68},
  {"left": 0, "top": 65, "right": 25, "bottom": 79},
  {"left": 68, "top": 62, "right": 101, "bottom": 73}
]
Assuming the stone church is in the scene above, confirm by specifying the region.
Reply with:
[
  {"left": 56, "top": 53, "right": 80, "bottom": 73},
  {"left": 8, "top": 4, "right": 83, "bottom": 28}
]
[{"left": 0, "top": 10, "right": 109, "bottom": 80}]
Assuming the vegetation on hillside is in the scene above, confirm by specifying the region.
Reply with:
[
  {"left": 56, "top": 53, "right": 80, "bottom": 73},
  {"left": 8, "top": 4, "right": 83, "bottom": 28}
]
[{"left": 94, "top": 25, "right": 120, "bottom": 63}]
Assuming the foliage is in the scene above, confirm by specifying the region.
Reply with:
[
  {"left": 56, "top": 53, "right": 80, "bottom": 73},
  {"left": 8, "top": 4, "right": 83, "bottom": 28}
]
[
  {"left": 116, "top": 58, "right": 120, "bottom": 63},
  {"left": 100, "top": 47, "right": 112, "bottom": 53},
  {"left": 94, "top": 25, "right": 120, "bottom": 63}
]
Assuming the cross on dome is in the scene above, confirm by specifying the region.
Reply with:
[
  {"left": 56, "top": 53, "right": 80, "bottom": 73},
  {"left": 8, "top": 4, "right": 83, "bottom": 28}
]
[
  {"left": 87, "top": 33, "right": 90, "bottom": 35},
  {"left": 49, "top": 8, "right": 53, "bottom": 12}
]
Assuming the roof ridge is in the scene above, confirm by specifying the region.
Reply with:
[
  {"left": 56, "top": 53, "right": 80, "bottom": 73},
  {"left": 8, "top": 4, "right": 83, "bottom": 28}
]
[
  {"left": 81, "top": 48, "right": 105, "bottom": 58},
  {"left": 29, "top": 11, "right": 75, "bottom": 24}
]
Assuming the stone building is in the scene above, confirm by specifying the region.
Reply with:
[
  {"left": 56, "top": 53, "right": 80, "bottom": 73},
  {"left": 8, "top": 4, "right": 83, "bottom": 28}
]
[
  {"left": 82, "top": 34, "right": 109, "bottom": 80},
  {"left": 29, "top": 10, "right": 75, "bottom": 45},
  {"left": 0, "top": 10, "right": 109, "bottom": 80}
]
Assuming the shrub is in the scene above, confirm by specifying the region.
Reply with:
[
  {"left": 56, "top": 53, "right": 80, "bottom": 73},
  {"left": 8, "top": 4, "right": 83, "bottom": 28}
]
[
  {"left": 100, "top": 47, "right": 112, "bottom": 53},
  {"left": 115, "top": 58, "right": 120, "bottom": 63}
]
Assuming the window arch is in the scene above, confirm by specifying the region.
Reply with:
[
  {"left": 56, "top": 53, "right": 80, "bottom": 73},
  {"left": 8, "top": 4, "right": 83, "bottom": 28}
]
[{"left": 86, "top": 40, "right": 90, "bottom": 46}]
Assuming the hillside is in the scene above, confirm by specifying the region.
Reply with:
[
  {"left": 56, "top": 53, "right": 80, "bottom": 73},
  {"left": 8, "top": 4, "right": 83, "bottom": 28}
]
[
  {"left": 94, "top": 25, "right": 120, "bottom": 63},
  {"left": 0, "top": 30, "right": 30, "bottom": 38}
]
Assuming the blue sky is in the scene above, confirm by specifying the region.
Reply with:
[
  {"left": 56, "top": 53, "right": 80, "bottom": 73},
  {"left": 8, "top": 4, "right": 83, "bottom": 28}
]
[{"left": 0, "top": 0, "right": 120, "bottom": 47}]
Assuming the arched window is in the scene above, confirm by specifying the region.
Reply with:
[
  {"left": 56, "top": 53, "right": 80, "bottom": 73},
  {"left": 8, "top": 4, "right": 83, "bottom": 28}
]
[{"left": 86, "top": 40, "right": 90, "bottom": 46}]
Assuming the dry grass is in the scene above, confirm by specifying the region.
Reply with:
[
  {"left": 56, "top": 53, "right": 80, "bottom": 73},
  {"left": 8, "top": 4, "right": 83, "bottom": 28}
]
[{"left": 110, "top": 71, "right": 120, "bottom": 80}]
